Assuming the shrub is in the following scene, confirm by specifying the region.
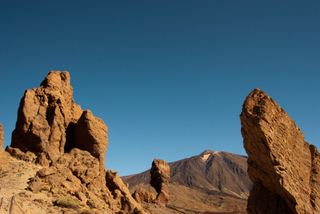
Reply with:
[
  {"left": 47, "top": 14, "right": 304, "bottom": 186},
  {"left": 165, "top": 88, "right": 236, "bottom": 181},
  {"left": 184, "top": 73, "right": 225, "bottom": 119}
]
[
  {"left": 56, "top": 197, "right": 79, "bottom": 209},
  {"left": 80, "top": 209, "right": 92, "bottom": 214}
]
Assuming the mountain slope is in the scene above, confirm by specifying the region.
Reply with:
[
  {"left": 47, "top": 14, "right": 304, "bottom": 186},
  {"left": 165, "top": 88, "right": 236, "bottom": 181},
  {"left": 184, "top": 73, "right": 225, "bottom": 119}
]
[
  {"left": 122, "top": 150, "right": 252, "bottom": 213},
  {"left": 123, "top": 150, "right": 251, "bottom": 199}
]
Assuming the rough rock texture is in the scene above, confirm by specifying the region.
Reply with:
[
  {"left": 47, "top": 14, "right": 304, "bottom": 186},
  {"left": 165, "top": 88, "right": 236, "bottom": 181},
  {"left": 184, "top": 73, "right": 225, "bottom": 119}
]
[
  {"left": 0, "top": 123, "right": 6, "bottom": 164},
  {"left": 240, "top": 88, "right": 320, "bottom": 214},
  {"left": 150, "top": 159, "right": 170, "bottom": 207},
  {"left": 0, "top": 123, "right": 3, "bottom": 149},
  {"left": 28, "top": 149, "right": 145, "bottom": 213},
  {"left": 10, "top": 71, "right": 83, "bottom": 165},
  {"left": 74, "top": 109, "right": 108, "bottom": 169},
  {"left": 132, "top": 188, "right": 155, "bottom": 203},
  {"left": 106, "top": 170, "right": 145, "bottom": 213},
  {"left": 5, "top": 71, "right": 147, "bottom": 213}
]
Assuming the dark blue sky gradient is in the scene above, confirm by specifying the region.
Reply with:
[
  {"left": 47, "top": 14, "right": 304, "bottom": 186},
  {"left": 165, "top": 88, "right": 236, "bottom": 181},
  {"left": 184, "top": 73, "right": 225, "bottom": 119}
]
[{"left": 1, "top": 0, "right": 319, "bottom": 176}]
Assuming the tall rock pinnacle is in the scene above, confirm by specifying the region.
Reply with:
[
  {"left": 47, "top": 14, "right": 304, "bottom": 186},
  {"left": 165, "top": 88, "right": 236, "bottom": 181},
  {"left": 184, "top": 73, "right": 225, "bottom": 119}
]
[
  {"left": 150, "top": 159, "right": 171, "bottom": 207},
  {"left": 240, "top": 88, "right": 320, "bottom": 214},
  {"left": 9, "top": 71, "right": 108, "bottom": 167}
]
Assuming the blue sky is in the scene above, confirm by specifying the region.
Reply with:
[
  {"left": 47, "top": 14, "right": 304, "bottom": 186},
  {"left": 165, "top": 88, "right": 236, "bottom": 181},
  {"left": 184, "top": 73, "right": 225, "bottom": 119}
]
[{"left": 1, "top": 0, "right": 319, "bottom": 176}]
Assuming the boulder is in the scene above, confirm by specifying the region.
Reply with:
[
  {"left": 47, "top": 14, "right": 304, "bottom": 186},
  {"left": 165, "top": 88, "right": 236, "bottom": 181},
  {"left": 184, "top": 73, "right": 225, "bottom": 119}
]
[
  {"left": 150, "top": 159, "right": 170, "bottom": 207},
  {"left": 28, "top": 177, "right": 43, "bottom": 193},
  {"left": 132, "top": 188, "right": 155, "bottom": 203},
  {"left": 240, "top": 88, "right": 320, "bottom": 214},
  {"left": 106, "top": 170, "right": 146, "bottom": 213},
  {"left": 5, "top": 146, "right": 37, "bottom": 162}
]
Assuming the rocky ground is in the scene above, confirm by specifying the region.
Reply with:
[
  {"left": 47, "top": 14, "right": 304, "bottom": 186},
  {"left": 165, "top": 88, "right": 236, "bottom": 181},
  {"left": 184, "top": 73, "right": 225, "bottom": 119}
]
[
  {"left": 0, "top": 154, "right": 55, "bottom": 214},
  {"left": 0, "top": 153, "right": 186, "bottom": 214}
]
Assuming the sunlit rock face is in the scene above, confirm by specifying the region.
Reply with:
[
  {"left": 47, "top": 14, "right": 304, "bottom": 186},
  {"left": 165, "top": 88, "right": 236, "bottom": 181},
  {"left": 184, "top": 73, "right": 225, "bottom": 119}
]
[
  {"left": 6, "top": 71, "right": 146, "bottom": 213},
  {"left": 240, "top": 88, "right": 320, "bottom": 214},
  {"left": 10, "top": 71, "right": 83, "bottom": 164},
  {"left": 0, "top": 123, "right": 6, "bottom": 164}
]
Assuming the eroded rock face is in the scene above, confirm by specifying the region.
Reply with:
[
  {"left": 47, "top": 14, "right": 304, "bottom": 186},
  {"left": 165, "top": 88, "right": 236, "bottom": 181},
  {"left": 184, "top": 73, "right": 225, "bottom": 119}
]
[
  {"left": 0, "top": 123, "right": 3, "bottom": 149},
  {"left": 10, "top": 71, "right": 83, "bottom": 164},
  {"left": 74, "top": 110, "right": 108, "bottom": 169},
  {"left": 0, "top": 123, "right": 6, "bottom": 164},
  {"left": 240, "top": 88, "right": 320, "bottom": 214},
  {"left": 28, "top": 149, "right": 145, "bottom": 213},
  {"left": 6, "top": 71, "right": 145, "bottom": 213},
  {"left": 150, "top": 159, "right": 170, "bottom": 207},
  {"left": 105, "top": 170, "right": 146, "bottom": 213},
  {"left": 132, "top": 188, "right": 155, "bottom": 203}
]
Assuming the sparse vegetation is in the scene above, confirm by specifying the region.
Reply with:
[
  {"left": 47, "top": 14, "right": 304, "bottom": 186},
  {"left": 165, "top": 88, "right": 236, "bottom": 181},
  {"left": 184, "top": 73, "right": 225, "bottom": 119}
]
[
  {"left": 80, "top": 208, "right": 92, "bottom": 214},
  {"left": 56, "top": 196, "right": 79, "bottom": 209}
]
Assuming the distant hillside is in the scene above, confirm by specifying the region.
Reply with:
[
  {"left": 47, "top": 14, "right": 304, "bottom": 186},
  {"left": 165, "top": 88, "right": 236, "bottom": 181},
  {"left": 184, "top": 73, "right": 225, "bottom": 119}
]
[{"left": 122, "top": 150, "right": 252, "bottom": 213}]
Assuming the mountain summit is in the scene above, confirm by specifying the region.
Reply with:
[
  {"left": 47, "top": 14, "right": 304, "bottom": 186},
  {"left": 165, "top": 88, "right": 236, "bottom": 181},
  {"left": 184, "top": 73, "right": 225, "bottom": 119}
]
[{"left": 122, "top": 150, "right": 252, "bottom": 213}]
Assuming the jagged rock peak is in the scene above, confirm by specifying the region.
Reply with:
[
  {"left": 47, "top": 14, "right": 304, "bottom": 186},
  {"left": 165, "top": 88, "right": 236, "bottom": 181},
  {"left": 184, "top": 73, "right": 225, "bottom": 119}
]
[
  {"left": 5, "top": 71, "right": 146, "bottom": 213},
  {"left": 40, "top": 71, "right": 71, "bottom": 89},
  {"left": 8, "top": 71, "right": 108, "bottom": 168},
  {"left": 240, "top": 88, "right": 320, "bottom": 214}
]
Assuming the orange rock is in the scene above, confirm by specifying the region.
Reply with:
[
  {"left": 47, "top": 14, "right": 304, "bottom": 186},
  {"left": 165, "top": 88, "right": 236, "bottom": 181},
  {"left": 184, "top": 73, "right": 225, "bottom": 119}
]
[
  {"left": 5, "top": 71, "right": 146, "bottom": 214},
  {"left": 74, "top": 109, "right": 108, "bottom": 169},
  {"left": 10, "top": 71, "right": 83, "bottom": 164},
  {"left": 240, "top": 88, "right": 320, "bottom": 214},
  {"left": 132, "top": 188, "right": 155, "bottom": 203},
  {"left": 150, "top": 159, "right": 170, "bottom": 207},
  {"left": 0, "top": 123, "right": 7, "bottom": 164}
]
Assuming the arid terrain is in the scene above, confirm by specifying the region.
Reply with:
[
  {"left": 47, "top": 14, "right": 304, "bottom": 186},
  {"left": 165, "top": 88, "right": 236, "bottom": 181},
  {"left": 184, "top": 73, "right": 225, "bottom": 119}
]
[{"left": 1, "top": 71, "right": 319, "bottom": 214}]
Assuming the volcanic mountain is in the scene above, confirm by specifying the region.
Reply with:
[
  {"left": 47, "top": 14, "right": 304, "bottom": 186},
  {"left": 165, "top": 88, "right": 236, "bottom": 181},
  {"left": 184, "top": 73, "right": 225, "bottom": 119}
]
[{"left": 122, "top": 150, "right": 252, "bottom": 213}]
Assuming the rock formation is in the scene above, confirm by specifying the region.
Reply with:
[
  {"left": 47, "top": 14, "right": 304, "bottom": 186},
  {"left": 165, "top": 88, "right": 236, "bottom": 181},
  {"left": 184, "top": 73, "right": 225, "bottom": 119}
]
[
  {"left": 132, "top": 188, "right": 155, "bottom": 203},
  {"left": 150, "top": 159, "right": 170, "bottom": 207},
  {"left": 9, "top": 71, "right": 83, "bottom": 165},
  {"left": 240, "top": 88, "right": 320, "bottom": 214},
  {"left": 5, "top": 71, "right": 146, "bottom": 213},
  {"left": 74, "top": 109, "right": 108, "bottom": 169},
  {"left": 0, "top": 123, "right": 6, "bottom": 164},
  {"left": 0, "top": 123, "right": 3, "bottom": 148}
]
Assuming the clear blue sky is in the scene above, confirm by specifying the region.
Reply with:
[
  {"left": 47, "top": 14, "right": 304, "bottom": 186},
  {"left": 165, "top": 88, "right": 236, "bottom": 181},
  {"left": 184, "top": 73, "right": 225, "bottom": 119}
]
[{"left": 1, "top": 1, "right": 319, "bottom": 176}]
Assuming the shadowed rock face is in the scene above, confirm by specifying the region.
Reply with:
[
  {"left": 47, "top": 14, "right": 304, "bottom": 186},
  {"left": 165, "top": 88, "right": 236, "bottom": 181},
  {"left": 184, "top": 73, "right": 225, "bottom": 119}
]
[
  {"left": 240, "top": 88, "right": 320, "bottom": 214},
  {"left": 150, "top": 159, "right": 170, "bottom": 207},
  {"left": 74, "top": 109, "right": 108, "bottom": 169}
]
